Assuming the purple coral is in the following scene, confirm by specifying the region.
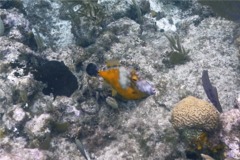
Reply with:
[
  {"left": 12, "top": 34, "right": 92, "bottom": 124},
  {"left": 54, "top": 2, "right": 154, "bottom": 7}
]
[{"left": 220, "top": 109, "right": 240, "bottom": 159}]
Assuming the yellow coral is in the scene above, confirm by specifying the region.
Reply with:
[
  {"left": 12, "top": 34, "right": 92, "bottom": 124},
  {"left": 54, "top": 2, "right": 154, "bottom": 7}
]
[
  {"left": 195, "top": 132, "right": 208, "bottom": 150},
  {"left": 171, "top": 96, "right": 220, "bottom": 132}
]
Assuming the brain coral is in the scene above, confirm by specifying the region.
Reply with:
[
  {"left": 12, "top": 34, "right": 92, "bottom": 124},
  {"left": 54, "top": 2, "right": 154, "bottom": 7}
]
[{"left": 171, "top": 96, "right": 220, "bottom": 132}]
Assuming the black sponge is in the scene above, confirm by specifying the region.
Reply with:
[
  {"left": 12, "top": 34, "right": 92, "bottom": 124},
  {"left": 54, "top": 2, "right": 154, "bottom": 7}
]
[{"left": 86, "top": 63, "right": 98, "bottom": 76}]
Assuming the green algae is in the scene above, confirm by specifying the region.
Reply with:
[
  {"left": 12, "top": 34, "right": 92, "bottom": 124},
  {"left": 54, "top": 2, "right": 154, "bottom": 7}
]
[
  {"left": 12, "top": 89, "right": 28, "bottom": 104},
  {"left": 0, "top": 128, "right": 5, "bottom": 139},
  {"left": 163, "top": 34, "right": 190, "bottom": 67},
  {"left": 51, "top": 121, "right": 69, "bottom": 133},
  {"left": 0, "top": 17, "right": 4, "bottom": 36}
]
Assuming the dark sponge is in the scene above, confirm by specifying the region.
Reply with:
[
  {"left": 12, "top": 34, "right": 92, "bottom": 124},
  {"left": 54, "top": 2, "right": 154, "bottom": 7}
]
[{"left": 86, "top": 63, "right": 98, "bottom": 76}]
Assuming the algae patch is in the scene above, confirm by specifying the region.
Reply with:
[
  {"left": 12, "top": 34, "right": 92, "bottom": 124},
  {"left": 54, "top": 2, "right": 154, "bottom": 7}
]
[
  {"left": 0, "top": 17, "right": 4, "bottom": 36},
  {"left": 163, "top": 34, "right": 190, "bottom": 68}
]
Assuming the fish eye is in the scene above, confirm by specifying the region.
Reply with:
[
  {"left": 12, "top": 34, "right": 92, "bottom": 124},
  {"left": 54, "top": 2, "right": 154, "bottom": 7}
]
[{"left": 132, "top": 76, "right": 138, "bottom": 81}]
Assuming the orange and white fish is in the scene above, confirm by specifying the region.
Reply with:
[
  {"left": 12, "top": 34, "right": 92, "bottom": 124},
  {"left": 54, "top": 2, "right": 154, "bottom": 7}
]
[{"left": 86, "top": 62, "right": 155, "bottom": 100}]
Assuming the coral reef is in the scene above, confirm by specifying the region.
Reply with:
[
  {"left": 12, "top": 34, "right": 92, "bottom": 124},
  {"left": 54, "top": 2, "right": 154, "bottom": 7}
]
[
  {"left": 60, "top": 0, "right": 105, "bottom": 47},
  {"left": 170, "top": 92, "right": 240, "bottom": 160},
  {"left": 0, "top": 147, "right": 48, "bottom": 160},
  {"left": 170, "top": 96, "right": 224, "bottom": 159},
  {"left": 0, "top": 0, "right": 240, "bottom": 159},
  {"left": 22, "top": 0, "right": 74, "bottom": 49},
  {"left": 25, "top": 114, "right": 52, "bottom": 137}
]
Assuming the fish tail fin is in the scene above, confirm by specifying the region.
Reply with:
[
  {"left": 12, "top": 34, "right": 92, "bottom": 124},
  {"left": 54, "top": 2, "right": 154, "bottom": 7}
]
[{"left": 86, "top": 63, "right": 99, "bottom": 76}]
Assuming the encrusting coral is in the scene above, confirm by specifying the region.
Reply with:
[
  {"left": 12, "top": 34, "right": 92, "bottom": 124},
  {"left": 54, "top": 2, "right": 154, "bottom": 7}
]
[
  {"left": 170, "top": 96, "right": 220, "bottom": 132},
  {"left": 220, "top": 109, "right": 240, "bottom": 159}
]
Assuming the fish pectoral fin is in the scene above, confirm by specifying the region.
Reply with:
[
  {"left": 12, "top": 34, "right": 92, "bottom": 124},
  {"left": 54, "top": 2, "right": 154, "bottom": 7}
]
[
  {"left": 111, "top": 89, "right": 118, "bottom": 97},
  {"left": 103, "top": 81, "right": 111, "bottom": 88},
  {"left": 131, "top": 90, "right": 138, "bottom": 95},
  {"left": 130, "top": 82, "right": 137, "bottom": 89},
  {"left": 106, "top": 59, "right": 120, "bottom": 68}
]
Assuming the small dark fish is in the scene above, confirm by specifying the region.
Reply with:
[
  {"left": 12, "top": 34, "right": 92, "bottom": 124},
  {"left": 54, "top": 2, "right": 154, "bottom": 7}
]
[
  {"left": 202, "top": 70, "right": 222, "bottom": 112},
  {"left": 75, "top": 138, "right": 91, "bottom": 160},
  {"left": 86, "top": 63, "right": 98, "bottom": 76}
]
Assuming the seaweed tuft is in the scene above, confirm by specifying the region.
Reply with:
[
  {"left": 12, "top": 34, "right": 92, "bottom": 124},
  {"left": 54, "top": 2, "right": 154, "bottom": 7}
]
[{"left": 163, "top": 34, "right": 190, "bottom": 67}]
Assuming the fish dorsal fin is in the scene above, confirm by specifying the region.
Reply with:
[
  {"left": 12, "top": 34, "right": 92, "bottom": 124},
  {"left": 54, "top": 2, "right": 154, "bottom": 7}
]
[
  {"left": 106, "top": 59, "right": 120, "bottom": 68},
  {"left": 130, "top": 70, "right": 138, "bottom": 82},
  {"left": 111, "top": 88, "right": 118, "bottom": 97},
  {"left": 129, "top": 69, "right": 139, "bottom": 90}
]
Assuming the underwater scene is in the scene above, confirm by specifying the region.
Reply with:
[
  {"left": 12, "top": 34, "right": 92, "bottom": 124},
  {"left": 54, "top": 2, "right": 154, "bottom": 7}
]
[{"left": 0, "top": 0, "right": 240, "bottom": 159}]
